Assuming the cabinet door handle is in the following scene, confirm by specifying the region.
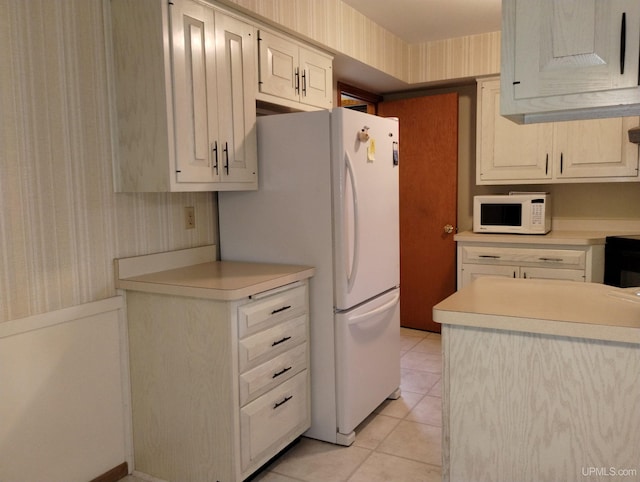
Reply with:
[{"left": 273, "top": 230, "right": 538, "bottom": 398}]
[
  {"left": 271, "top": 305, "right": 292, "bottom": 315},
  {"left": 620, "top": 12, "right": 626, "bottom": 75},
  {"left": 212, "top": 141, "right": 219, "bottom": 175},
  {"left": 513, "top": 271, "right": 517, "bottom": 278},
  {"left": 223, "top": 142, "right": 229, "bottom": 175},
  {"left": 539, "top": 257, "right": 563, "bottom": 262},
  {"left": 295, "top": 67, "right": 300, "bottom": 94},
  {"left": 560, "top": 152, "right": 564, "bottom": 174},
  {"left": 272, "top": 336, "right": 292, "bottom": 347},
  {"left": 523, "top": 272, "right": 527, "bottom": 279},
  {"left": 272, "top": 366, "right": 293, "bottom": 379},
  {"left": 302, "top": 70, "right": 307, "bottom": 96},
  {"left": 479, "top": 255, "right": 500, "bottom": 259},
  {"left": 545, "top": 153, "right": 548, "bottom": 175},
  {"left": 273, "top": 395, "right": 293, "bottom": 409}
]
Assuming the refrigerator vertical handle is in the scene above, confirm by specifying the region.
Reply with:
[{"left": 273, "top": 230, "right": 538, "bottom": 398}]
[{"left": 344, "top": 152, "right": 360, "bottom": 293}]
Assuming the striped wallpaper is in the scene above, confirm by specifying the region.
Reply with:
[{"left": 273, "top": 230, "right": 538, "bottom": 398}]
[
  {"left": 222, "top": 0, "right": 500, "bottom": 85},
  {"left": 0, "top": 0, "right": 215, "bottom": 323}
]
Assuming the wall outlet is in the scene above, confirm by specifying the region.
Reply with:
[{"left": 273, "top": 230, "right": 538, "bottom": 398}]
[{"left": 184, "top": 206, "right": 195, "bottom": 229}]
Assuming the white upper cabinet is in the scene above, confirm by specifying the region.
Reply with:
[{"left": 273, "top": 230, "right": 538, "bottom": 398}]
[
  {"left": 214, "top": 13, "right": 258, "bottom": 184},
  {"left": 109, "top": 0, "right": 256, "bottom": 192},
  {"left": 478, "top": 77, "right": 639, "bottom": 184},
  {"left": 501, "top": 0, "right": 640, "bottom": 123},
  {"left": 257, "top": 30, "right": 333, "bottom": 111}
]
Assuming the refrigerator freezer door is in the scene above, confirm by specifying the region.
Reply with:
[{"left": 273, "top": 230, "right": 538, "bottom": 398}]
[
  {"left": 332, "top": 108, "right": 400, "bottom": 311},
  {"left": 335, "top": 287, "right": 401, "bottom": 439}
]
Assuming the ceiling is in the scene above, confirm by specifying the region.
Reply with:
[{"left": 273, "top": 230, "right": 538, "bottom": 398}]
[
  {"left": 334, "top": 0, "right": 502, "bottom": 94},
  {"left": 341, "top": 0, "right": 502, "bottom": 44}
]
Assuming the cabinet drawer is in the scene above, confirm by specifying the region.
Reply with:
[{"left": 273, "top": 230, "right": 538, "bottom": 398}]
[
  {"left": 462, "top": 246, "right": 586, "bottom": 269},
  {"left": 239, "top": 284, "right": 307, "bottom": 338},
  {"left": 239, "top": 343, "right": 307, "bottom": 406},
  {"left": 239, "top": 315, "right": 307, "bottom": 372},
  {"left": 240, "top": 370, "right": 309, "bottom": 471}
]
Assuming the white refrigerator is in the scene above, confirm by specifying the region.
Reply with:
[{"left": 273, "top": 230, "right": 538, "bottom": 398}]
[{"left": 219, "top": 108, "right": 400, "bottom": 445}]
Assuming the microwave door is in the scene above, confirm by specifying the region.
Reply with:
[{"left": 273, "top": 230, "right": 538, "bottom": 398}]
[{"left": 481, "top": 203, "right": 522, "bottom": 228}]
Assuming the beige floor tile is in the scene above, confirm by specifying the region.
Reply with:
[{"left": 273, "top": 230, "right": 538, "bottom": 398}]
[
  {"left": 374, "top": 390, "right": 424, "bottom": 419},
  {"left": 266, "top": 437, "right": 371, "bottom": 482},
  {"left": 405, "top": 395, "right": 442, "bottom": 427},
  {"left": 353, "top": 413, "right": 401, "bottom": 450},
  {"left": 427, "top": 379, "right": 442, "bottom": 397},
  {"left": 401, "top": 350, "right": 442, "bottom": 374},
  {"left": 400, "top": 327, "right": 428, "bottom": 338},
  {"left": 377, "top": 420, "right": 442, "bottom": 467},
  {"left": 251, "top": 471, "right": 306, "bottom": 482},
  {"left": 410, "top": 337, "right": 442, "bottom": 354},
  {"left": 400, "top": 334, "right": 423, "bottom": 352},
  {"left": 347, "top": 452, "right": 441, "bottom": 482},
  {"left": 400, "top": 368, "right": 441, "bottom": 394}
]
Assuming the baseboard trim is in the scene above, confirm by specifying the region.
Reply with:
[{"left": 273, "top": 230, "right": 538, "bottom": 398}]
[{"left": 89, "top": 462, "right": 128, "bottom": 482}]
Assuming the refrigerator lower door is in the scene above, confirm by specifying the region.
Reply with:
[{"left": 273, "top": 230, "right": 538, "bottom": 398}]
[{"left": 335, "top": 288, "right": 401, "bottom": 445}]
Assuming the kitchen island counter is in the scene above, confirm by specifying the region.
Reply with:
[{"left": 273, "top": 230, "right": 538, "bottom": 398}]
[
  {"left": 434, "top": 277, "right": 640, "bottom": 482},
  {"left": 434, "top": 277, "right": 640, "bottom": 343}
]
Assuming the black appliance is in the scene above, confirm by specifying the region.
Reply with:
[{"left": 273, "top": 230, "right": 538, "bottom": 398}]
[{"left": 604, "top": 235, "right": 640, "bottom": 287}]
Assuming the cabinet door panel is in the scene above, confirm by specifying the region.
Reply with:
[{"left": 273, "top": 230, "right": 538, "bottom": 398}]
[
  {"left": 171, "top": 0, "right": 218, "bottom": 183},
  {"left": 521, "top": 267, "right": 585, "bottom": 282},
  {"left": 299, "top": 48, "right": 332, "bottom": 108},
  {"left": 513, "top": 0, "right": 640, "bottom": 99},
  {"left": 554, "top": 117, "right": 639, "bottom": 178},
  {"left": 461, "top": 264, "right": 518, "bottom": 289},
  {"left": 477, "top": 78, "right": 551, "bottom": 182},
  {"left": 215, "top": 13, "right": 257, "bottom": 185},
  {"left": 258, "top": 30, "right": 299, "bottom": 102}
]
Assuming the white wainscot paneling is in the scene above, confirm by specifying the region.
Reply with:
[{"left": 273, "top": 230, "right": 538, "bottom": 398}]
[{"left": 0, "top": 297, "right": 130, "bottom": 482}]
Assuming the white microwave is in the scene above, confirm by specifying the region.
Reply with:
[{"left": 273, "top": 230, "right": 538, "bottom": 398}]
[{"left": 473, "top": 193, "right": 551, "bottom": 234}]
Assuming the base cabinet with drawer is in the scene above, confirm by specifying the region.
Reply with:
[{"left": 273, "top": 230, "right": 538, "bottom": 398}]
[
  {"left": 456, "top": 234, "right": 605, "bottom": 290},
  {"left": 125, "top": 280, "right": 310, "bottom": 482}
]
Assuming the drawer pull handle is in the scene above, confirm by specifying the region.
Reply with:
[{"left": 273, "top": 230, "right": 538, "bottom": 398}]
[
  {"left": 539, "top": 257, "right": 563, "bottom": 262},
  {"left": 272, "top": 366, "right": 293, "bottom": 378},
  {"left": 273, "top": 395, "right": 293, "bottom": 409},
  {"left": 271, "top": 305, "right": 292, "bottom": 315},
  {"left": 479, "top": 255, "right": 500, "bottom": 259},
  {"left": 272, "top": 336, "right": 292, "bottom": 347}
]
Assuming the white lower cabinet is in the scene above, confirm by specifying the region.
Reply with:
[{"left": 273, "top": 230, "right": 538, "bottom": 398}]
[
  {"left": 240, "top": 371, "right": 309, "bottom": 470},
  {"left": 461, "top": 263, "right": 587, "bottom": 287},
  {"left": 457, "top": 239, "right": 604, "bottom": 289},
  {"left": 126, "top": 281, "right": 310, "bottom": 482}
]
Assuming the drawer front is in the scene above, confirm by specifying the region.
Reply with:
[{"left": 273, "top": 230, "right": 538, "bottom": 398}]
[
  {"left": 239, "top": 315, "right": 307, "bottom": 372},
  {"left": 239, "top": 284, "right": 307, "bottom": 338},
  {"left": 239, "top": 343, "right": 307, "bottom": 406},
  {"left": 240, "top": 370, "right": 309, "bottom": 470},
  {"left": 462, "top": 246, "right": 586, "bottom": 269}
]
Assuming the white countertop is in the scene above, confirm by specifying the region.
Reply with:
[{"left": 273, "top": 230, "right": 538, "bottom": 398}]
[
  {"left": 116, "top": 260, "right": 315, "bottom": 301},
  {"left": 433, "top": 277, "right": 640, "bottom": 344},
  {"left": 454, "top": 230, "right": 609, "bottom": 245}
]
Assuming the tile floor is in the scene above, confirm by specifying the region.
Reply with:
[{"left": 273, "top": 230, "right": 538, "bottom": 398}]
[{"left": 122, "top": 327, "right": 442, "bottom": 482}]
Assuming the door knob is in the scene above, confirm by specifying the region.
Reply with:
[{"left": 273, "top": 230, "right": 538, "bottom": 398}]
[{"left": 444, "top": 224, "right": 455, "bottom": 234}]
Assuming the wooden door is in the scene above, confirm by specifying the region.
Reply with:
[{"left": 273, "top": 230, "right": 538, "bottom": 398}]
[{"left": 378, "top": 94, "right": 458, "bottom": 332}]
